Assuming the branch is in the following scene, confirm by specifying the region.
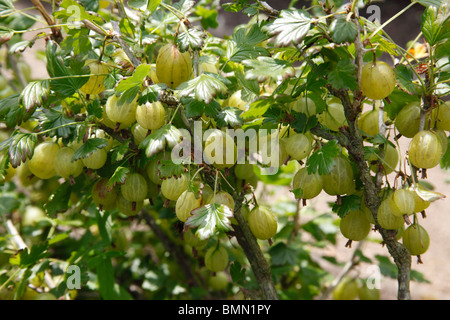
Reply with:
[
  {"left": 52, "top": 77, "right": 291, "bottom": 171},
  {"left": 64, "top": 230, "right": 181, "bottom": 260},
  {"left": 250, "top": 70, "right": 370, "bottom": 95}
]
[
  {"left": 140, "top": 209, "right": 204, "bottom": 289},
  {"left": 111, "top": 21, "right": 141, "bottom": 68},
  {"left": 231, "top": 194, "right": 278, "bottom": 300},
  {"left": 30, "top": 0, "right": 62, "bottom": 43}
]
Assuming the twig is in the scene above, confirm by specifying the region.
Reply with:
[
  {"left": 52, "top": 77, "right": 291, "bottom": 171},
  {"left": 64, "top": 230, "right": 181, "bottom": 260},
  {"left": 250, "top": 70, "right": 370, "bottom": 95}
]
[
  {"left": 5, "top": 219, "right": 56, "bottom": 290},
  {"left": 30, "top": 0, "right": 62, "bottom": 43},
  {"left": 111, "top": 21, "right": 141, "bottom": 68}
]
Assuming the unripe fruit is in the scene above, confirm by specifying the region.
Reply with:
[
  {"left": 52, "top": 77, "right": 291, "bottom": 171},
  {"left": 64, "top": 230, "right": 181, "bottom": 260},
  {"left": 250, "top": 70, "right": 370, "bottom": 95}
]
[
  {"left": 176, "top": 190, "right": 203, "bottom": 222},
  {"left": 156, "top": 43, "right": 192, "bottom": 89},
  {"left": 409, "top": 186, "right": 430, "bottom": 213},
  {"left": 339, "top": 210, "right": 371, "bottom": 241},
  {"left": 183, "top": 228, "right": 207, "bottom": 249},
  {"left": 403, "top": 224, "right": 430, "bottom": 256},
  {"left": 234, "top": 163, "right": 255, "bottom": 180},
  {"left": 285, "top": 133, "right": 312, "bottom": 161},
  {"left": 291, "top": 96, "right": 316, "bottom": 116},
  {"left": 146, "top": 152, "right": 170, "bottom": 185},
  {"left": 92, "top": 178, "right": 117, "bottom": 211},
  {"left": 28, "top": 142, "right": 60, "bottom": 179},
  {"left": 358, "top": 282, "right": 380, "bottom": 300},
  {"left": 121, "top": 172, "right": 148, "bottom": 202},
  {"left": 394, "top": 102, "right": 421, "bottom": 138},
  {"left": 223, "top": 90, "right": 247, "bottom": 111},
  {"left": 388, "top": 189, "right": 415, "bottom": 217},
  {"left": 204, "top": 245, "right": 229, "bottom": 272},
  {"left": 17, "top": 161, "right": 39, "bottom": 186},
  {"left": 361, "top": 61, "right": 396, "bottom": 100},
  {"left": 135, "top": 101, "right": 166, "bottom": 130},
  {"left": 117, "top": 194, "right": 143, "bottom": 216},
  {"left": 318, "top": 99, "right": 347, "bottom": 131},
  {"left": 377, "top": 198, "right": 404, "bottom": 230},
  {"left": 204, "top": 129, "right": 237, "bottom": 169},
  {"left": 160, "top": 174, "right": 189, "bottom": 201},
  {"left": 292, "top": 167, "right": 323, "bottom": 199},
  {"left": 322, "top": 155, "right": 355, "bottom": 196},
  {"left": 368, "top": 143, "right": 399, "bottom": 175},
  {"left": 131, "top": 123, "right": 148, "bottom": 145},
  {"left": 408, "top": 130, "right": 444, "bottom": 169},
  {"left": 33, "top": 292, "right": 57, "bottom": 300},
  {"left": 105, "top": 93, "right": 138, "bottom": 128},
  {"left": 82, "top": 148, "right": 107, "bottom": 170},
  {"left": 201, "top": 185, "right": 214, "bottom": 204},
  {"left": 54, "top": 147, "right": 84, "bottom": 180},
  {"left": 248, "top": 206, "right": 278, "bottom": 240},
  {"left": 22, "top": 205, "right": 46, "bottom": 226},
  {"left": 208, "top": 190, "right": 235, "bottom": 210},
  {"left": 79, "top": 60, "right": 109, "bottom": 95},
  {"left": 358, "top": 108, "right": 388, "bottom": 137},
  {"left": 332, "top": 277, "right": 359, "bottom": 300},
  {"left": 208, "top": 271, "right": 229, "bottom": 291},
  {"left": 431, "top": 101, "right": 450, "bottom": 131}
]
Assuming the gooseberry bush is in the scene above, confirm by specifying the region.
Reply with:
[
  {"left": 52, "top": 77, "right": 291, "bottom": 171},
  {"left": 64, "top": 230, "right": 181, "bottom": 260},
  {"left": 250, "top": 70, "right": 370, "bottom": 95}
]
[{"left": 0, "top": 0, "right": 449, "bottom": 301}]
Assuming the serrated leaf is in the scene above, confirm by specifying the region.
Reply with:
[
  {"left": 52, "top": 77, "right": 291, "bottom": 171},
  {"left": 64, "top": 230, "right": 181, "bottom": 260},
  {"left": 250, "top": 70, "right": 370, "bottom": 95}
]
[
  {"left": 115, "top": 64, "right": 151, "bottom": 93},
  {"left": 158, "top": 160, "right": 187, "bottom": 179},
  {"left": 242, "top": 57, "right": 295, "bottom": 83},
  {"left": 328, "top": 59, "right": 357, "bottom": 90},
  {"left": 332, "top": 194, "right": 361, "bottom": 218},
  {"left": 394, "top": 64, "right": 417, "bottom": 94},
  {"left": 39, "top": 107, "right": 77, "bottom": 139},
  {"left": 216, "top": 107, "right": 243, "bottom": 127},
  {"left": 269, "top": 242, "right": 297, "bottom": 266},
  {"left": 12, "top": 243, "right": 49, "bottom": 268},
  {"left": 72, "top": 138, "right": 108, "bottom": 161},
  {"left": 20, "top": 81, "right": 50, "bottom": 112},
  {"left": 240, "top": 98, "right": 272, "bottom": 120},
  {"left": 0, "top": 93, "right": 29, "bottom": 128},
  {"left": 138, "top": 84, "right": 165, "bottom": 104},
  {"left": 263, "top": 9, "right": 312, "bottom": 47},
  {"left": 331, "top": 17, "right": 358, "bottom": 44},
  {"left": 185, "top": 203, "right": 234, "bottom": 240},
  {"left": 226, "top": 40, "right": 269, "bottom": 63},
  {"left": 0, "top": 26, "right": 13, "bottom": 45},
  {"left": 178, "top": 74, "right": 228, "bottom": 104},
  {"left": 176, "top": 27, "right": 205, "bottom": 52},
  {"left": 291, "top": 112, "right": 318, "bottom": 133},
  {"left": 44, "top": 181, "right": 71, "bottom": 216},
  {"left": 139, "top": 124, "right": 183, "bottom": 158},
  {"left": 306, "top": 140, "right": 340, "bottom": 175},
  {"left": 8, "top": 133, "right": 37, "bottom": 168},
  {"left": 421, "top": 6, "right": 450, "bottom": 46},
  {"left": 415, "top": 0, "right": 444, "bottom": 8},
  {"left": 110, "top": 141, "right": 129, "bottom": 162},
  {"left": 107, "top": 166, "right": 130, "bottom": 190},
  {"left": 229, "top": 261, "right": 246, "bottom": 285}
]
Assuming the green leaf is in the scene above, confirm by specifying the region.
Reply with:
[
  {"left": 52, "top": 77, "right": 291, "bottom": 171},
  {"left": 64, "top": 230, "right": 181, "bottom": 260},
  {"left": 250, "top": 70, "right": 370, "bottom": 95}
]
[
  {"left": 12, "top": 243, "right": 49, "bottom": 268},
  {"left": 8, "top": 133, "right": 37, "bottom": 168},
  {"left": 138, "top": 84, "right": 165, "bottom": 104},
  {"left": 176, "top": 27, "right": 205, "bottom": 52},
  {"left": 229, "top": 261, "right": 246, "bottom": 285},
  {"left": 306, "top": 140, "right": 340, "bottom": 175},
  {"left": 115, "top": 64, "right": 151, "bottom": 93},
  {"left": 0, "top": 26, "right": 13, "bottom": 45},
  {"left": 328, "top": 59, "right": 357, "bottom": 90},
  {"left": 291, "top": 112, "right": 318, "bottom": 133},
  {"left": 242, "top": 57, "right": 295, "bottom": 83},
  {"left": 86, "top": 99, "right": 103, "bottom": 118},
  {"left": 45, "top": 41, "right": 89, "bottom": 97},
  {"left": 139, "top": 124, "right": 183, "bottom": 158},
  {"left": 440, "top": 136, "right": 450, "bottom": 169},
  {"left": 110, "top": 141, "right": 129, "bottom": 163},
  {"left": 269, "top": 242, "right": 298, "bottom": 266},
  {"left": 185, "top": 203, "right": 234, "bottom": 240},
  {"left": 263, "top": 9, "right": 312, "bottom": 47},
  {"left": 384, "top": 89, "right": 419, "bottom": 119},
  {"left": 44, "top": 181, "right": 72, "bottom": 216},
  {"left": 0, "top": 196, "right": 21, "bottom": 215},
  {"left": 240, "top": 98, "right": 272, "bottom": 120},
  {"left": 421, "top": 6, "right": 450, "bottom": 46},
  {"left": 196, "top": 5, "right": 218, "bottom": 29},
  {"left": 107, "top": 166, "right": 130, "bottom": 190},
  {"left": 0, "top": 93, "right": 29, "bottom": 128},
  {"left": 394, "top": 64, "right": 417, "bottom": 94},
  {"left": 415, "top": 0, "right": 444, "bottom": 8},
  {"left": 332, "top": 194, "right": 361, "bottom": 218},
  {"left": 96, "top": 210, "right": 112, "bottom": 245},
  {"left": 158, "top": 160, "right": 187, "bottom": 179},
  {"left": 331, "top": 17, "right": 358, "bottom": 43},
  {"left": 20, "top": 80, "right": 50, "bottom": 112},
  {"left": 226, "top": 40, "right": 269, "bottom": 63},
  {"left": 39, "top": 107, "right": 77, "bottom": 139},
  {"left": 72, "top": 138, "right": 108, "bottom": 161},
  {"left": 215, "top": 107, "right": 243, "bottom": 127},
  {"left": 54, "top": 0, "right": 103, "bottom": 24},
  {"left": 182, "top": 97, "right": 206, "bottom": 118},
  {"left": 178, "top": 74, "right": 228, "bottom": 104}
]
